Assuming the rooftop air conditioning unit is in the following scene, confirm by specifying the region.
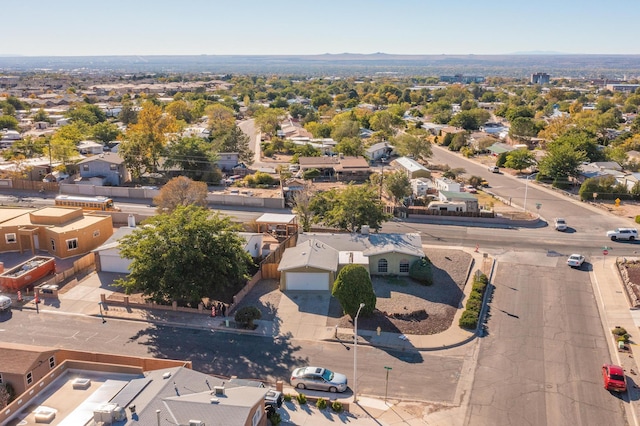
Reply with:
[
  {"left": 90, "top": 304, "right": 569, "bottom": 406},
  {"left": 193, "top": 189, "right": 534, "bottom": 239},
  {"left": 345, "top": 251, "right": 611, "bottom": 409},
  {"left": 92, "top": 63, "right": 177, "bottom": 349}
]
[
  {"left": 213, "top": 385, "right": 225, "bottom": 396},
  {"left": 189, "top": 421, "right": 205, "bottom": 426}
]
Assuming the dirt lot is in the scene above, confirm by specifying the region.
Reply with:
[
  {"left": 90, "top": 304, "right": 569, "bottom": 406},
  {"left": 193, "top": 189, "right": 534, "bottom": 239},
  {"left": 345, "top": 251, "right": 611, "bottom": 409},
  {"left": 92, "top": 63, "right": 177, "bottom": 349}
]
[{"left": 236, "top": 247, "right": 473, "bottom": 336}]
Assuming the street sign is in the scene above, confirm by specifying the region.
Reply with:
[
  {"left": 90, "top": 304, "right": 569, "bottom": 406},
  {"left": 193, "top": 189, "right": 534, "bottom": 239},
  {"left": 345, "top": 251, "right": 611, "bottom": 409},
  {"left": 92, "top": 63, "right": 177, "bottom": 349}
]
[{"left": 603, "top": 249, "right": 609, "bottom": 256}]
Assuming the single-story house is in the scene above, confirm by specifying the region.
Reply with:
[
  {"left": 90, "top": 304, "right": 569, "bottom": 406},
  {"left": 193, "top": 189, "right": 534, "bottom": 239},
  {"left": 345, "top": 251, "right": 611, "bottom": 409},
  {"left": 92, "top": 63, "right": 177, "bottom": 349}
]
[
  {"left": 77, "top": 140, "right": 104, "bottom": 155},
  {"left": 390, "top": 156, "right": 430, "bottom": 179},
  {"left": 411, "top": 177, "right": 434, "bottom": 198},
  {"left": 278, "top": 231, "right": 424, "bottom": 291},
  {"left": 434, "top": 177, "right": 460, "bottom": 192},
  {"left": 365, "top": 142, "right": 393, "bottom": 161},
  {"left": 298, "top": 155, "right": 371, "bottom": 182},
  {"left": 438, "top": 190, "right": 479, "bottom": 213}
]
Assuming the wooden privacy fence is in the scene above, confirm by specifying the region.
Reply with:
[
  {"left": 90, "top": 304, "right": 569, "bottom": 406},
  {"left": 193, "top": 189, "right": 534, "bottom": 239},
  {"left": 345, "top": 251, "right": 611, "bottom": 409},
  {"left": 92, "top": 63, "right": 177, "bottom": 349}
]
[
  {"left": 260, "top": 233, "right": 297, "bottom": 279},
  {"left": 3, "top": 179, "right": 59, "bottom": 192},
  {"left": 41, "top": 253, "right": 96, "bottom": 287}
]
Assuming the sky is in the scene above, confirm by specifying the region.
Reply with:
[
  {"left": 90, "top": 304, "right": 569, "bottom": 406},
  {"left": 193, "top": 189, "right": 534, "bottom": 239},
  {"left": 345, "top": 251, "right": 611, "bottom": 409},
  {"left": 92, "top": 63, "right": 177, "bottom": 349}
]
[{"left": 4, "top": 0, "right": 640, "bottom": 57}]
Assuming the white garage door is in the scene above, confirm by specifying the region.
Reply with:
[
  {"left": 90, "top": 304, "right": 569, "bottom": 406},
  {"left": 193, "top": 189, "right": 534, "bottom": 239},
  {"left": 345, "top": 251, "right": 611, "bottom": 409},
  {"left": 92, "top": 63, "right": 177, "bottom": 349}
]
[
  {"left": 286, "top": 272, "right": 329, "bottom": 291},
  {"left": 99, "top": 253, "right": 131, "bottom": 274}
]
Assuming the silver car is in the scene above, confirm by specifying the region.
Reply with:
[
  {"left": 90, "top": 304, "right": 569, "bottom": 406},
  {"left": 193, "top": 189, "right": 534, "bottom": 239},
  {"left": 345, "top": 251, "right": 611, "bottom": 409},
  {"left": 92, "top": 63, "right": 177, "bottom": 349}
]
[{"left": 290, "top": 366, "right": 348, "bottom": 393}]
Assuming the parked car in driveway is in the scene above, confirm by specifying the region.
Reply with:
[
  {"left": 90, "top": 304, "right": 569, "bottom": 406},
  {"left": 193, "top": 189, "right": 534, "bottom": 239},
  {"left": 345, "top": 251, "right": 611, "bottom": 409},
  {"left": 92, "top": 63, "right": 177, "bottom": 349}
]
[
  {"left": 567, "top": 254, "right": 585, "bottom": 268},
  {"left": 290, "top": 366, "right": 348, "bottom": 393},
  {"left": 0, "top": 295, "right": 11, "bottom": 312},
  {"left": 606, "top": 228, "right": 638, "bottom": 241},
  {"left": 602, "top": 364, "right": 627, "bottom": 392},
  {"left": 554, "top": 218, "right": 567, "bottom": 231}
]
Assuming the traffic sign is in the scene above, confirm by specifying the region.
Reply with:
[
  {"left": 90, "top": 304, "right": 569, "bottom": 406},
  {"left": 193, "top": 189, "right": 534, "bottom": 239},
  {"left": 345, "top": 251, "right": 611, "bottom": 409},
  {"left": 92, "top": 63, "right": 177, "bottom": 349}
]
[{"left": 603, "top": 249, "right": 609, "bottom": 256}]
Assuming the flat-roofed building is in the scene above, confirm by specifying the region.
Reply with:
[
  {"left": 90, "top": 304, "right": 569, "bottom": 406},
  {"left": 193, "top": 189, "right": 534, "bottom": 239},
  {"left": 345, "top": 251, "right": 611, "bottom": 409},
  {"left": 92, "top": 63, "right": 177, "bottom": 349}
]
[{"left": 0, "top": 206, "right": 113, "bottom": 258}]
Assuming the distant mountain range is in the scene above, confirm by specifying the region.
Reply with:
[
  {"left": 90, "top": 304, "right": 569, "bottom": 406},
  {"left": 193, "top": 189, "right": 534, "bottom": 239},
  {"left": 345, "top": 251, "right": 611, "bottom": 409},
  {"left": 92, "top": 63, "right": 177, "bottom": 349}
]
[{"left": 0, "top": 53, "right": 638, "bottom": 78}]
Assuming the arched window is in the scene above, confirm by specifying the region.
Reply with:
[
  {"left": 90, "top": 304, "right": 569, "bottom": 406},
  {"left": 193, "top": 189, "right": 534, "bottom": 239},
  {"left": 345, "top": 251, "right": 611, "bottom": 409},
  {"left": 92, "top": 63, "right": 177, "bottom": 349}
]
[
  {"left": 399, "top": 260, "right": 410, "bottom": 273},
  {"left": 378, "top": 258, "right": 388, "bottom": 273}
]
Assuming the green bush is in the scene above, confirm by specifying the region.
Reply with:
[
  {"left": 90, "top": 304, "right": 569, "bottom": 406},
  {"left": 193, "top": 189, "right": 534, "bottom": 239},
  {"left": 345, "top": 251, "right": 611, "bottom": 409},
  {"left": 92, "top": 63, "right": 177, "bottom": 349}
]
[
  {"left": 612, "top": 326, "right": 628, "bottom": 336},
  {"left": 296, "top": 393, "right": 307, "bottom": 405},
  {"left": 331, "top": 400, "right": 344, "bottom": 413},
  {"left": 316, "top": 397, "right": 327, "bottom": 409},
  {"left": 459, "top": 310, "right": 478, "bottom": 329},
  {"left": 269, "top": 412, "right": 282, "bottom": 425},
  {"left": 458, "top": 272, "right": 489, "bottom": 330},
  {"left": 409, "top": 257, "right": 433, "bottom": 285},
  {"left": 283, "top": 393, "right": 292, "bottom": 402},
  {"left": 635, "top": 215, "right": 640, "bottom": 224},
  {"left": 332, "top": 264, "right": 377, "bottom": 318},
  {"left": 234, "top": 306, "right": 262, "bottom": 329},
  {"left": 465, "top": 298, "right": 482, "bottom": 312}
]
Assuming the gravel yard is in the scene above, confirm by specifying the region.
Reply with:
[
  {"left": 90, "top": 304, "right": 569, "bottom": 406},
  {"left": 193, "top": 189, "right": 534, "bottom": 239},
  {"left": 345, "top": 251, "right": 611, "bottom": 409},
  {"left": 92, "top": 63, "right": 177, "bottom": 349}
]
[
  {"left": 236, "top": 248, "right": 473, "bottom": 336},
  {"left": 327, "top": 248, "right": 472, "bottom": 335}
]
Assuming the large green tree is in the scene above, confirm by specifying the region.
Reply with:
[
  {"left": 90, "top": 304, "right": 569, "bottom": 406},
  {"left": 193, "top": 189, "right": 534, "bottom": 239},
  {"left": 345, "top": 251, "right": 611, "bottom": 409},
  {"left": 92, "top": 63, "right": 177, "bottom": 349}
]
[
  {"left": 504, "top": 149, "right": 536, "bottom": 172},
  {"left": 394, "top": 133, "right": 432, "bottom": 162},
  {"left": 115, "top": 205, "right": 252, "bottom": 306},
  {"left": 164, "top": 136, "right": 219, "bottom": 179},
  {"left": 309, "top": 184, "right": 391, "bottom": 232},
  {"left": 538, "top": 141, "right": 587, "bottom": 185},
  {"left": 384, "top": 171, "right": 412, "bottom": 206}
]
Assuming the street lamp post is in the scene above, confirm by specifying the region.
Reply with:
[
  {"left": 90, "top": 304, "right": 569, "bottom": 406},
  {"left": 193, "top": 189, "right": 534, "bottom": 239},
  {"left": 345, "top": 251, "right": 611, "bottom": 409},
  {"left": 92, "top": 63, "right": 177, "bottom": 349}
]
[
  {"left": 353, "top": 303, "right": 365, "bottom": 403},
  {"left": 522, "top": 172, "right": 536, "bottom": 213}
]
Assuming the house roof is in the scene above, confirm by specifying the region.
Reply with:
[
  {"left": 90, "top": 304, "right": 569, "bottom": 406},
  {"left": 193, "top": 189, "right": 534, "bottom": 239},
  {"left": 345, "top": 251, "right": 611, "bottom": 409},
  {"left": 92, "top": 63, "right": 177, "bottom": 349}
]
[
  {"left": 77, "top": 152, "right": 125, "bottom": 165},
  {"left": 129, "top": 366, "right": 267, "bottom": 426},
  {"left": 0, "top": 344, "right": 57, "bottom": 375},
  {"left": 487, "top": 142, "right": 514, "bottom": 154},
  {"left": 296, "top": 232, "right": 424, "bottom": 258},
  {"left": 255, "top": 213, "right": 297, "bottom": 224},
  {"left": 277, "top": 239, "right": 339, "bottom": 272},
  {"left": 439, "top": 190, "right": 478, "bottom": 200},
  {"left": 391, "top": 157, "right": 429, "bottom": 173}
]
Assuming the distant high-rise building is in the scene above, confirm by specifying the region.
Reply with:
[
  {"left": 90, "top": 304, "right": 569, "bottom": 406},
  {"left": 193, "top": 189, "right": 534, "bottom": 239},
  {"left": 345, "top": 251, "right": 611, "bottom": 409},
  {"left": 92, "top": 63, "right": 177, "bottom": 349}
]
[
  {"left": 531, "top": 72, "right": 550, "bottom": 84},
  {"left": 440, "top": 74, "right": 485, "bottom": 84}
]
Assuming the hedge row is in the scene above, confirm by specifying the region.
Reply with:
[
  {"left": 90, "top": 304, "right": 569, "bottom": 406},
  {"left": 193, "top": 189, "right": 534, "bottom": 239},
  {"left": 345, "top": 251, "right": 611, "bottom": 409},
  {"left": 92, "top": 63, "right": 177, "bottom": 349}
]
[{"left": 459, "top": 272, "right": 489, "bottom": 329}]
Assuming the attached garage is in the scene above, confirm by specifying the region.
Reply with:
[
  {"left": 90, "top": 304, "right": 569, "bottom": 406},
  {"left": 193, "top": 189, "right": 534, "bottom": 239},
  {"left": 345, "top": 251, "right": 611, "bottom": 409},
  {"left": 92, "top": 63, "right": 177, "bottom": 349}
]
[
  {"left": 96, "top": 247, "right": 131, "bottom": 273},
  {"left": 277, "top": 239, "right": 338, "bottom": 291},
  {"left": 283, "top": 272, "right": 330, "bottom": 291}
]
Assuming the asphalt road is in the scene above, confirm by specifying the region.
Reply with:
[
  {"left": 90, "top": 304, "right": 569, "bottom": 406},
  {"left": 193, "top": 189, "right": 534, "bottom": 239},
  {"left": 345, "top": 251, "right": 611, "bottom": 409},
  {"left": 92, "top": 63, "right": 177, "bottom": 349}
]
[
  {"left": 0, "top": 308, "right": 466, "bottom": 403},
  {"left": 465, "top": 257, "right": 626, "bottom": 426}
]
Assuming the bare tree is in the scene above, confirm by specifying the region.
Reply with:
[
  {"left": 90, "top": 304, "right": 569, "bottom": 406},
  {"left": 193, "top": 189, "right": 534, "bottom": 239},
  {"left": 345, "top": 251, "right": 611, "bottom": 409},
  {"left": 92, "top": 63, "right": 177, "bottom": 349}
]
[
  {"left": 292, "top": 185, "right": 314, "bottom": 232},
  {"left": 153, "top": 176, "right": 208, "bottom": 214}
]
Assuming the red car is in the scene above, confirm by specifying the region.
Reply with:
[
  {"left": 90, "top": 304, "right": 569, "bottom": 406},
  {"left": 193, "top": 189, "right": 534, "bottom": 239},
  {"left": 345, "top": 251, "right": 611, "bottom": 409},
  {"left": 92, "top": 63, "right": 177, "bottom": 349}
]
[{"left": 602, "top": 364, "right": 627, "bottom": 392}]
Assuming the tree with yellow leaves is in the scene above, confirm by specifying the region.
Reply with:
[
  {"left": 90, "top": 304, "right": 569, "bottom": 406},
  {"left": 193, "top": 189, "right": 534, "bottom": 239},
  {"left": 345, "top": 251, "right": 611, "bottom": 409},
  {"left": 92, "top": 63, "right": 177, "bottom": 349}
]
[{"left": 120, "top": 101, "right": 178, "bottom": 179}]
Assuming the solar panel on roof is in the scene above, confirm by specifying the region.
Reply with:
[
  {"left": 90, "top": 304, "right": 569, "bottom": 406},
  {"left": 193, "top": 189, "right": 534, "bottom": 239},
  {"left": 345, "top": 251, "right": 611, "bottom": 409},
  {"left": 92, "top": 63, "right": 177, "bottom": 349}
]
[{"left": 110, "top": 377, "right": 152, "bottom": 408}]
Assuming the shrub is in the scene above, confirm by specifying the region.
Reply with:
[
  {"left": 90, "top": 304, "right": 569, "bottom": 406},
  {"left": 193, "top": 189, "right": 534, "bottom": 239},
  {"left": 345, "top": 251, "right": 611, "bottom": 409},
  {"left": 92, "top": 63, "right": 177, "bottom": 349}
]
[
  {"left": 459, "top": 310, "right": 478, "bottom": 329},
  {"left": 409, "top": 257, "right": 434, "bottom": 285},
  {"left": 465, "top": 298, "right": 481, "bottom": 312},
  {"left": 283, "top": 393, "right": 292, "bottom": 402},
  {"left": 234, "top": 306, "right": 262, "bottom": 329},
  {"left": 331, "top": 400, "right": 344, "bottom": 413},
  {"left": 332, "top": 264, "right": 377, "bottom": 318},
  {"left": 269, "top": 412, "right": 282, "bottom": 425},
  {"left": 458, "top": 272, "right": 489, "bottom": 330},
  {"left": 296, "top": 393, "right": 307, "bottom": 405},
  {"left": 612, "top": 326, "right": 628, "bottom": 336},
  {"left": 316, "top": 397, "right": 327, "bottom": 409}
]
